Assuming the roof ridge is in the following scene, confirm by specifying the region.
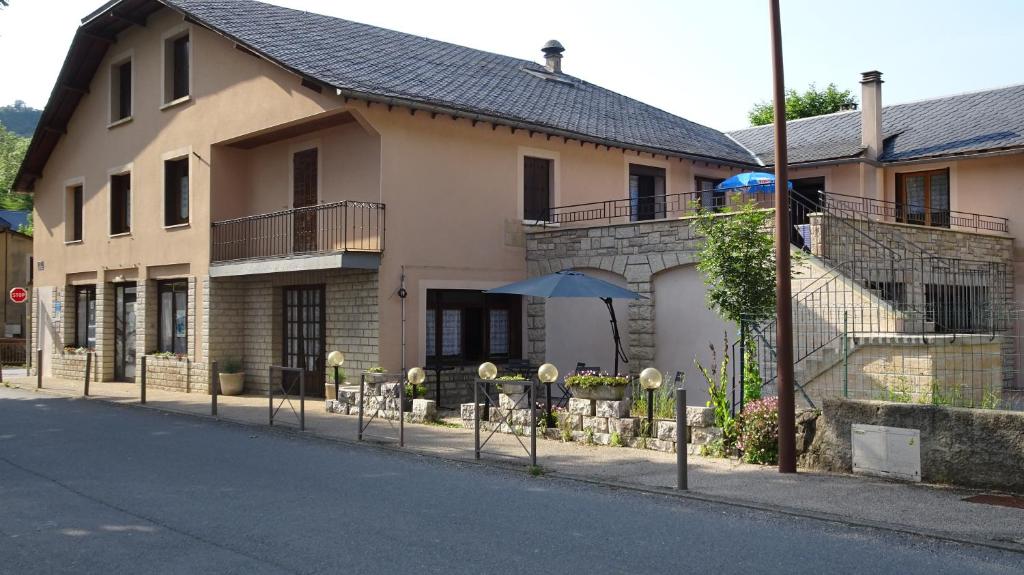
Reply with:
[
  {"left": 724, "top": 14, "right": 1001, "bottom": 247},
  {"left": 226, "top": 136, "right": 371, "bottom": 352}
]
[{"left": 881, "top": 81, "right": 1024, "bottom": 110}]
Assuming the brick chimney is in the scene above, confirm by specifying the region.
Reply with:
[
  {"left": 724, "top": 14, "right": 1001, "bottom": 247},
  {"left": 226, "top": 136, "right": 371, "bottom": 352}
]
[
  {"left": 860, "top": 71, "right": 883, "bottom": 160},
  {"left": 542, "top": 40, "right": 565, "bottom": 74}
]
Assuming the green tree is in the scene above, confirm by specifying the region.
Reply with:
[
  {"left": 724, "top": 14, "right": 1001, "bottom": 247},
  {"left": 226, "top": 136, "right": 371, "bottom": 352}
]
[
  {"left": 692, "top": 199, "right": 777, "bottom": 326},
  {"left": 748, "top": 83, "right": 857, "bottom": 126},
  {"left": 0, "top": 122, "right": 33, "bottom": 234}
]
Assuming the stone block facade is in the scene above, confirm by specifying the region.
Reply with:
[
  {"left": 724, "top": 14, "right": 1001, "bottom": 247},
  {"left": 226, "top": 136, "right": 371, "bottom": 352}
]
[
  {"left": 526, "top": 218, "right": 704, "bottom": 373},
  {"left": 206, "top": 268, "right": 379, "bottom": 395}
]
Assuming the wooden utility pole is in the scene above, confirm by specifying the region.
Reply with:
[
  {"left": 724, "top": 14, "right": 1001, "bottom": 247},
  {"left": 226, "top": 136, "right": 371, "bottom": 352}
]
[{"left": 769, "top": 0, "right": 796, "bottom": 473}]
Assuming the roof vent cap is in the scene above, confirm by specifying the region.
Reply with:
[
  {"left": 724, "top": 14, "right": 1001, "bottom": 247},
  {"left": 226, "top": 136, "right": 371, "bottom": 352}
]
[{"left": 542, "top": 40, "right": 564, "bottom": 73}]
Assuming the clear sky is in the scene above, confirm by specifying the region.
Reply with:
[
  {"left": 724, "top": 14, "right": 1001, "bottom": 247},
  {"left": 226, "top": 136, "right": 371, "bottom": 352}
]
[{"left": 0, "top": 0, "right": 1021, "bottom": 131}]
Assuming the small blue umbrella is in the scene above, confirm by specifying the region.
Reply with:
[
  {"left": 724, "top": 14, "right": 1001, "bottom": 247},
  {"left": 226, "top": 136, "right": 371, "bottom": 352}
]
[
  {"left": 487, "top": 270, "right": 645, "bottom": 375},
  {"left": 717, "top": 171, "right": 793, "bottom": 193}
]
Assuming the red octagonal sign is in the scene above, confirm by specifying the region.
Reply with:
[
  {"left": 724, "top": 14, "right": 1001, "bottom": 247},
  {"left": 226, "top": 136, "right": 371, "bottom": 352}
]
[{"left": 9, "top": 287, "right": 27, "bottom": 304}]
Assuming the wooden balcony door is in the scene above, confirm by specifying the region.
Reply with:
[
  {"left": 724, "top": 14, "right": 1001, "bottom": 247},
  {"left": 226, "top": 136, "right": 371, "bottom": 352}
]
[
  {"left": 896, "top": 169, "right": 950, "bottom": 228},
  {"left": 292, "top": 148, "right": 318, "bottom": 253}
]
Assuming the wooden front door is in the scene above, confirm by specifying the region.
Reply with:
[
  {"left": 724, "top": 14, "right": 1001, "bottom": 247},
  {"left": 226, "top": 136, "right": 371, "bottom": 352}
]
[
  {"left": 282, "top": 285, "right": 326, "bottom": 398},
  {"left": 292, "top": 148, "right": 318, "bottom": 253}
]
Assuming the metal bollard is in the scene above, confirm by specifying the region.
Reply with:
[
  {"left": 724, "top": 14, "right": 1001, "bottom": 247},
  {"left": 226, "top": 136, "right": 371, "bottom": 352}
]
[
  {"left": 334, "top": 365, "right": 341, "bottom": 401},
  {"left": 530, "top": 381, "right": 537, "bottom": 467},
  {"left": 299, "top": 371, "right": 305, "bottom": 431},
  {"left": 357, "top": 373, "right": 365, "bottom": 440},
  {"left": 676, "top": 387, "right": 687, "bottom": 490},
  {"left": 473, "top": 380, "right": 480, "bottom": 460},
  {"left": 36, "top": 349, "right": 42, "bottom": 389},
  {"left": 140, "top": 356, "right": 147, "bottom": 404},
  {"left": 83, "top": 352, "right": 92, "bottom": 396},
  {"left": 210, "top": 361, "right": 219, "bottom": 417},
  {"left": 267, "top": 367, "right": 274, "bottom": 426},
  {"left": 398, "top": 375, "right": 405, "bottom": 447}
]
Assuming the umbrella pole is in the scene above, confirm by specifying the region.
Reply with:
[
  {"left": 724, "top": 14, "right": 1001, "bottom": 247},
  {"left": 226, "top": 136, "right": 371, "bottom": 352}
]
[{"left": 602, "top": 297, "right": 627, "bottom": 375}]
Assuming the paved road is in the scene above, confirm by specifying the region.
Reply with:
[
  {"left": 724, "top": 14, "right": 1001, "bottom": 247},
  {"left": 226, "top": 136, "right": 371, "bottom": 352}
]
[{"left": 1, "top": 387, "right": 1021, "bottom": 575}]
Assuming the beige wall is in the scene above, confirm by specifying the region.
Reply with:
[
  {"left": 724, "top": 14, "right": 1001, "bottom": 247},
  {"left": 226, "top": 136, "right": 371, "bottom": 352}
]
[{"left": 653, "top": 264, "right": 733, "bottom": 406}]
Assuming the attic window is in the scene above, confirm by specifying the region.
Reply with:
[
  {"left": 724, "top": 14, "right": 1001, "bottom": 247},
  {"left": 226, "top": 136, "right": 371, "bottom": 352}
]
[
  {"left": 163, "top": 31, "right": 190, "bottom": 103},
  {"left": 110, "top": 58, "right": 133, "bottom": 123}
]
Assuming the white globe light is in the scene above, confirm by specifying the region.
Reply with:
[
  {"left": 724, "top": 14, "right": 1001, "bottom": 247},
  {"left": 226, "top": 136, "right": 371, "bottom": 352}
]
[
  {"left": 407, "top": 366, "right": 426, "bottom": 385},
  {"left": 326, "top": 351, "right": 345, "bottom": 367},
  {"left": 538, "top": 363, "right": 559, "bottom": 383},
  {"left": 639, "top": 367, "right": 663, "bottom": 390},
  {"left": 478, "top": 362, "right": 498, "bottom": 380}
]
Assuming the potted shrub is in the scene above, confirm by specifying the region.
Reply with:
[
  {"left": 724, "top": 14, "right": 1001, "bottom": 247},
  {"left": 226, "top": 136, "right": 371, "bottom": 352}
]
[
  {"left": 218, "top": 359, "right": 245, "bottom": 395},
  {"left": 564, "top": 372, "right": 630, "bottom": 400},
  {"left": 402, "top": 381, "right": 426, "bottom": 411}
]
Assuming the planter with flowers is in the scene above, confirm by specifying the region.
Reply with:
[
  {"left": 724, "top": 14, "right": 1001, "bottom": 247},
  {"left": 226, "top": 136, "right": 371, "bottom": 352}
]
[
  {"left": 218, "top": 359, "right": 245, "bottom": 395},
  {"left": 565, "top": 372, "right": 630, "bottom": 400},
  {"left": 496, "top": 374, "right": 531, "bottom": 409}
]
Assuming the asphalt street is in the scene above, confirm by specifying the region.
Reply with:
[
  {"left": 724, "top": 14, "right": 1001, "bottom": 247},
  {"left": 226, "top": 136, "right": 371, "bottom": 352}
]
[{"left": 1, "top": 386, "right": 1021, "bottom": 575}]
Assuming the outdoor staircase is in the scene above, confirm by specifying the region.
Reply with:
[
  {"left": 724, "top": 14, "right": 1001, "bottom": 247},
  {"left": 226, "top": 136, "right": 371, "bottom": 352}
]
[{"left": 749, "top": 193, "right": 1010, "bottom": 408}]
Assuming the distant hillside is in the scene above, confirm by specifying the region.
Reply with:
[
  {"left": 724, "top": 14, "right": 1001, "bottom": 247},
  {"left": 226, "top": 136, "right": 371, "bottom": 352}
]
[{"left": 0, "top": 101, "right": 42, "bottom": 137}]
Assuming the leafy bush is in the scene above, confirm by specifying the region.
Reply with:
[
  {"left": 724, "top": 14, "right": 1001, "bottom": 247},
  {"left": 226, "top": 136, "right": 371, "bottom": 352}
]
[
  {"left": 555, "top": 409, "right": 574, "bottom": 442},
  {"left": 403, "top": 382, "right": 427, "bottom": 399},
  {"left": 496, "top": 375, "right": 527, "bottom": 381},
  {"left": 609, "top": 432, "right": 623, "bottom": 447},
  {"left": 630, "top": 376, "right": 677, "bottom": 419},
  {"left": 220, "top": 359, "right": 243, "bottom": 374},
  {"left": 737, "top": 397, "right": 779, "bottom": 465},
  {"left": 694, "top": 334, "right": 737, "bottom": 451},
  {"left": 564, "top": 373, "right": 629, "bottom": 389},
  {"left": 367, "top": 366, "right": 387, "bottom": 373},
  {"left": 742, "top": 341, "right": 763, "bottom": 403}
]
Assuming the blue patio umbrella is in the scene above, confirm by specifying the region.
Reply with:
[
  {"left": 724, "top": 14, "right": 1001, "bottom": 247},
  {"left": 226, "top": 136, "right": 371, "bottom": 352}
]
[
  {"left": 717, "top": 171, "right": 793, "bottom": 194},
  {"left": 487, "top": 270, "right": 645, "bottom": 376}
]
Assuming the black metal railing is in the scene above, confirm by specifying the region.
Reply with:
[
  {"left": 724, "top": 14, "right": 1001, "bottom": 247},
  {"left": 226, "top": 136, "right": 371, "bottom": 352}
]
[
  {"left": 749, "top": 191, "right": 1013, "bottom": 408},
  {"left": 211, "top": 200, "right": 385, "bottom": 263},
  {"left": 545, "top": 191, "right": 774, "bottom": 226},
  {"left": 824, "top": 192, "right": 1008, "bottom": 233},
  {"left": 543, "top": 189, "right": 1008, "bottom": 234}
]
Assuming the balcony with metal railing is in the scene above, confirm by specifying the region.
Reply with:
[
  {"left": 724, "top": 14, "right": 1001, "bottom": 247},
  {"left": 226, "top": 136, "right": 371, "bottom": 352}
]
[{"left": 209, "top": 200, "right": 385, "bottom": 276}]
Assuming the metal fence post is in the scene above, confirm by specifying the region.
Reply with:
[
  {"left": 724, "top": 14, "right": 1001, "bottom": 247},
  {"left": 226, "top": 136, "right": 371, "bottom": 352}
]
[
  {"left": 357, "top": 373, "right": 365, "bottom": 441},
  {"left": 36, "top": 349, "right": 42, "bottom": 389},
  {"left": 676, "top": 386, "right": 687, "bottom": 490},
  {"left": 140, "top": 356, "right": 147, "bottom": 404},
  {"left": 83, "top": 352, "right": 92, "bottom": 396},
  {"left": 268, "top": 367, "right": 274, "bottom": 426},
  {"left": 842, "top": 311, "right": 849, "bottom": 398},
  {"left": 530, "top": 381, "right": 537, "bottom": 468},
  {"left": 473, "top": 380, "right": 481, "bottom": 460},
  {"left": 210, "top": 361, "right": 219, "bottom": 417},
  {"left": 299, "top": 371, "right": 305, "bottom": 431},
  {"left": 398, "top": 375, "right": 405, "bottom": 447}
]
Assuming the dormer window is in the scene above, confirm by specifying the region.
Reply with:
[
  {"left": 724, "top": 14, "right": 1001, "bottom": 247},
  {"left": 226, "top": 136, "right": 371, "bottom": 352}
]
[
  {"left": 109, "top": 57, "right": 132, "bottom": 124},
  {"left": 163, "top": 30, "right": 190, "bottom": 104}
]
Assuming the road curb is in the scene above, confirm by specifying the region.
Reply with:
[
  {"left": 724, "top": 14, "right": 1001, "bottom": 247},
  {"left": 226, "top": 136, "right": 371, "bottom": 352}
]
[{"left": 16, "top": 383, "right": 1024, "bottom": 556}]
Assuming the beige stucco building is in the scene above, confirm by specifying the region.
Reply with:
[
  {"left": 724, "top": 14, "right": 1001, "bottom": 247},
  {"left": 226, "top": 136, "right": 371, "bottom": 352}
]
[{"left": 15, "top": 0, "right": 1024, "bottom": 407}]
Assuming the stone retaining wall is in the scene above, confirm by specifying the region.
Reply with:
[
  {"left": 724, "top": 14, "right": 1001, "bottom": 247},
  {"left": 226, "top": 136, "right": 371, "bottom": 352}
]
[
  {"left": 460, "top": 396, "right": 720, "bottom": 453},
  {"left": 801, "top": 399, "right": 1024, "bottom": 492}
]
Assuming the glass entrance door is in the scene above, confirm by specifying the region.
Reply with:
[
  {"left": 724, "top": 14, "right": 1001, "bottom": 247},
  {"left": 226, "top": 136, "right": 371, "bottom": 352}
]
[
  {"left": 282, "top": 285, "right": 326, "bottom": 397},
  {"left": 115, "top": 284, "right": 137, "bottom": 382}
]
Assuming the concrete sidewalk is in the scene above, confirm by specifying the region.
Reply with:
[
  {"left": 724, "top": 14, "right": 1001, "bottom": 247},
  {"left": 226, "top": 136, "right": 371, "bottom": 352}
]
[{"left": 7, "top": 374, "right": 1023, "bottom": 553}]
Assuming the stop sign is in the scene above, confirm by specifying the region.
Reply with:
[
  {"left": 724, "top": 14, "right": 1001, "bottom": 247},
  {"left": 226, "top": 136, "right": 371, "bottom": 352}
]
[{"left": 9, "top": 287, "right": 27, "bottom": 304}]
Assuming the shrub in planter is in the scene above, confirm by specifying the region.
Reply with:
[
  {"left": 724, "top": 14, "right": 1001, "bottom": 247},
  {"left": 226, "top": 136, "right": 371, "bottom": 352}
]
[
  {"left": 737, "top": 396, "right": 779, "bottom": 465},
  {"left": 564, "top": 372, "right": 629, "bottom": 400},
  {"left": 218, "top": 359, "right": 245, "bottom": 396}
]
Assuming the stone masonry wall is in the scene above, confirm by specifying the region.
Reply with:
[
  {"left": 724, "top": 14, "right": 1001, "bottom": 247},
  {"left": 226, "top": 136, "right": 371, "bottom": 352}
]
[
  {"left": 206, "top": 269, "right": 379, "bottom": 396},
  {"left": 526, "top": 218, "right": 704, "bottom": 375},
  {"left": 803, "top": 399, "right": 1024, "bottom": 492}
]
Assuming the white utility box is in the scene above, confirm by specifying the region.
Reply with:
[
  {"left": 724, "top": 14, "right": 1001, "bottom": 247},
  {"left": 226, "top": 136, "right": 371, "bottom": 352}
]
[{"left": 851, "top": 424, "right": 921, "bottom": 482}]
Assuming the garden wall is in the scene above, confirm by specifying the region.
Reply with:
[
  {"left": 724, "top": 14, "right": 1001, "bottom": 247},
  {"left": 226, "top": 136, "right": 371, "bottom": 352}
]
[{"left": 801, "top": 399, "right": 1024, "bottom": 492}]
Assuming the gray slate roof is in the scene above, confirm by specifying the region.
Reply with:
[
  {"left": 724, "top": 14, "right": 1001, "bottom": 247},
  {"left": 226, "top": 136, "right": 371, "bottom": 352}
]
[
  {"left": 729, "top": 83, "right": 1024, "bottom": 165},
  {"left": 165, "top": 0, "right": 757, "bottom": 164}
]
